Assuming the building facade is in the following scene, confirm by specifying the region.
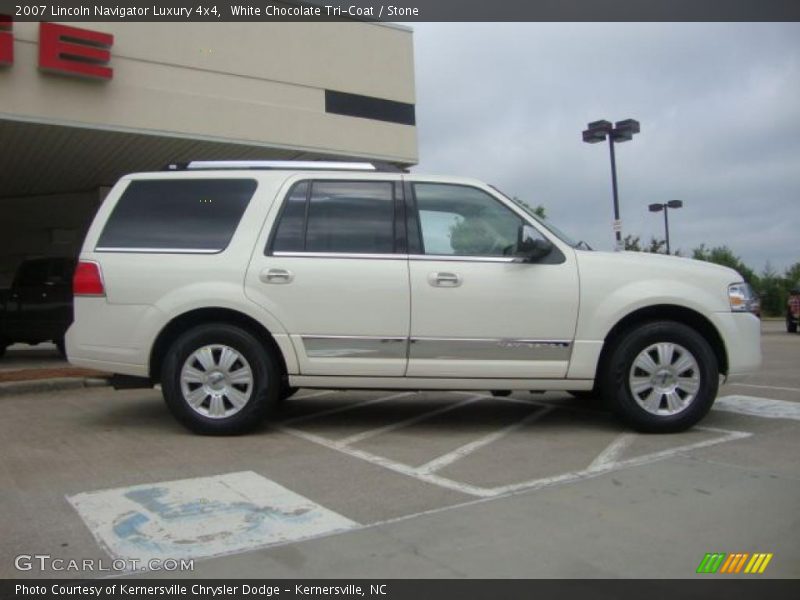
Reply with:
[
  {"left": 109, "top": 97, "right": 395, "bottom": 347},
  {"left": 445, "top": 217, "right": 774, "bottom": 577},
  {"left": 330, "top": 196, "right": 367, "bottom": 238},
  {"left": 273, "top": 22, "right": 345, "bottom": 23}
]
[{"left": 0, "top": 19, "right": 417, "bottom": 284}]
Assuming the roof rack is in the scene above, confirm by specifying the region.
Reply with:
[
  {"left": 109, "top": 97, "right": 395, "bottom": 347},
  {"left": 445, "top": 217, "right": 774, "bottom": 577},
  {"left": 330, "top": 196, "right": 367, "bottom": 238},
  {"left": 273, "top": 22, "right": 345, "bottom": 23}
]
[{"left": 163, "top": 160, "right": 405, "bottom": 173}]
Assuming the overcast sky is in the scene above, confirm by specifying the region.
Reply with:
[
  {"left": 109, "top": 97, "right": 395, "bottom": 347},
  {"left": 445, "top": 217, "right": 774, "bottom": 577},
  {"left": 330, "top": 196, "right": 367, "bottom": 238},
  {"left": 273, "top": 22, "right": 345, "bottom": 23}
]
[{"left": 410, "top": 23, "right": 800, "bottom": 273}]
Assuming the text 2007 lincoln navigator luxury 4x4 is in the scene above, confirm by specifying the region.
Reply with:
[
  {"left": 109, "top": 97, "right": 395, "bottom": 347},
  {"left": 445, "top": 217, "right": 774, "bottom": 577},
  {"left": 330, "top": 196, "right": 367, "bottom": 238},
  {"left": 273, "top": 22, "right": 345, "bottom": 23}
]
[{"left": 66, "top": 161, "right": 762, "bottom": 435}]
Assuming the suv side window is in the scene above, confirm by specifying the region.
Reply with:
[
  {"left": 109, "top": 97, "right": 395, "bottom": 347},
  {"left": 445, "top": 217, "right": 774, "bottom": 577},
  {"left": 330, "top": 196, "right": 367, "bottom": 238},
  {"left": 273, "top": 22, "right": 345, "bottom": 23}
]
[
  {"left": 270, "top": 180, "right": 396, "bottom": 254},
  {"left": 96, "top": 179, "right": 257, "bottom": 252},
  {"left": 413, "top": 183, "right": 536, "bottom": 257}
]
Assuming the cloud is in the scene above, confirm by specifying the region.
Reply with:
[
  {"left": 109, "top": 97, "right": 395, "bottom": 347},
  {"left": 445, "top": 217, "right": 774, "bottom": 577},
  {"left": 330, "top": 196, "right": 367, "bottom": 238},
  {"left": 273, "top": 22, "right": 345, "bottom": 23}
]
[{"left": 411, "top": 23, "right": 800, "bottom": 273}]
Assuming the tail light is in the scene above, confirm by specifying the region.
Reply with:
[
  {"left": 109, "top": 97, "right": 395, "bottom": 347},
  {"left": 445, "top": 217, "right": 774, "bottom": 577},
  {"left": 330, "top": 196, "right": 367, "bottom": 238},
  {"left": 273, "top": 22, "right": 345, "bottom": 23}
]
[{"left": 73, "top": 261, "right": 105, "bottom": 297}]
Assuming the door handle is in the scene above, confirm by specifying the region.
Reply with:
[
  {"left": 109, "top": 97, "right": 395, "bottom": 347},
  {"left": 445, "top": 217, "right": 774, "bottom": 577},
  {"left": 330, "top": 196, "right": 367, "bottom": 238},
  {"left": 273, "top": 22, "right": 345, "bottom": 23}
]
[
  {"left": 260, "top": 268, "right": 294, "bottom": 284},
  {"left": 429, "top": 272, "right": 462, "bottom": 287}
]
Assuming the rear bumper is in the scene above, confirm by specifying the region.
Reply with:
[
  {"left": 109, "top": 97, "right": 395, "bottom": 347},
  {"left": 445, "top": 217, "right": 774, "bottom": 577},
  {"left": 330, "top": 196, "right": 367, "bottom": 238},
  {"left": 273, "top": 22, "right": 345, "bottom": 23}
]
[{"left": 65, "top": 298, "right": 155, "bottom": 378}]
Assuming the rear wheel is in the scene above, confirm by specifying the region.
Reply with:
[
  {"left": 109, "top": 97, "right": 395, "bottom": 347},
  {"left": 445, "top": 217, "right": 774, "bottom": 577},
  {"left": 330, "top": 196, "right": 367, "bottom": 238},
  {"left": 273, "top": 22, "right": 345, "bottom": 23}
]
[
  {"left": 55, "top": 337, "right": 67, "bottom": 358},
  {"left": 161, "top": 324, "right": 280, "bottom": 435},
  {"left": 0, "top": 338, "right": 7, "bottom": 359},
  {"left": 600, "top": 321, "right": 718, "bottom": 433}
]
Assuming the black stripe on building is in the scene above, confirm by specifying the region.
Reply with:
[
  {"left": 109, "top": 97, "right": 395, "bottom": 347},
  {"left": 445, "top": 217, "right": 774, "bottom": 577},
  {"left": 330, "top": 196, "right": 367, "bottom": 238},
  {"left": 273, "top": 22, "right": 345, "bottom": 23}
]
[{"left": 325, "top": 90, "right": 416, "bottom": 126}]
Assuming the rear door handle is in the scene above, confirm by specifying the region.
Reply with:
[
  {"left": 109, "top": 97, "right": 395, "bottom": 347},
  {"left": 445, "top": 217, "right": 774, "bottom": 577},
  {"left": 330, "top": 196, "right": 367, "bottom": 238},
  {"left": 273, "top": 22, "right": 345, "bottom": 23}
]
[
  {"left": 429, "top": 272, "right": 462, "bottom": 287},
  {"left": 260, "top": 268, "right": 294, "bottom": 284}
]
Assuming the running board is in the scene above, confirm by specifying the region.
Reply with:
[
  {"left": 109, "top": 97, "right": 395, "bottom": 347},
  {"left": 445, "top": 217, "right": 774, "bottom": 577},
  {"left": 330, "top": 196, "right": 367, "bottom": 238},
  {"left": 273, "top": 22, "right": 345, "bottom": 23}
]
[{"left": 288, "top": 376, "right": 593, "bottom": 391}]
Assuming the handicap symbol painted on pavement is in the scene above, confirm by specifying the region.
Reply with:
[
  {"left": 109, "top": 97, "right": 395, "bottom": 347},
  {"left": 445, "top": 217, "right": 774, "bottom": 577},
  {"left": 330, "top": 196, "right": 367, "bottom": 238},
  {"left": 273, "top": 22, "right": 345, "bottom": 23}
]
[{"left": 68, "top": 471, "right": 358, "bottom": 562}]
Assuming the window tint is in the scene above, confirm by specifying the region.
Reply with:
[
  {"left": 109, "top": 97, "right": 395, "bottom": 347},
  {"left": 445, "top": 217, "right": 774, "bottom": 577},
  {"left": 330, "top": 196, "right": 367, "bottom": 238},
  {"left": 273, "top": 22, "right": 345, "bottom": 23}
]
[
  {"left": 413, "top": 184, "right": 527, "bottom": 256},
  {"left": 96, "top": 179, "right": 257, "bottom": 251},
  {"left": 271, "top": 182, "right": 309, "bottom": 252},
  {"left": 270, "top": 181, "right": 395, "bottom": 254}
]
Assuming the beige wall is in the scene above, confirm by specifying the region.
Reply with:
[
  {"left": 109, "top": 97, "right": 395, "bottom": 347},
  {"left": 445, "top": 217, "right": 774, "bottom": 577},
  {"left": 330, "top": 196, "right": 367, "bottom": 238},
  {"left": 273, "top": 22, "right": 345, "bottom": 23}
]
[{"left": 0, "top": 21, "right": 417, "bottom": 164}]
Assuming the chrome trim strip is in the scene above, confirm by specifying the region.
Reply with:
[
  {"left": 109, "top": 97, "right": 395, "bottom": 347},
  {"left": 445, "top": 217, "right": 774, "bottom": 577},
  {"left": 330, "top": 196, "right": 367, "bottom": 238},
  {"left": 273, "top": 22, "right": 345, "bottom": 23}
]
[
  {"left": 302, "top": 335, "right": 407, "bottom": 359},
  {"left": 409, "top": 337, "right": 572, "bottom": 361},
  {"left": 409, "top": 254, "right": 517, "bottom": 263},
  {"left": 273, "top": 252, "right": 407, "bottom": 260},
  {"left": 272, "top": 252, "right": 520, "bottom": 263},
  {"left": 95, "top": 247, "right": 220, "bottom": 254}
]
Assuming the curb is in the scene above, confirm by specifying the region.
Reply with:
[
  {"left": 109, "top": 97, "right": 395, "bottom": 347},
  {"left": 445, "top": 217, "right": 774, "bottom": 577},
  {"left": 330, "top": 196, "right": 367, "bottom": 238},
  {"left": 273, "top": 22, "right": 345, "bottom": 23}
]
[{"left": 0, "top": 377, "right": 111, "bottom": 397}]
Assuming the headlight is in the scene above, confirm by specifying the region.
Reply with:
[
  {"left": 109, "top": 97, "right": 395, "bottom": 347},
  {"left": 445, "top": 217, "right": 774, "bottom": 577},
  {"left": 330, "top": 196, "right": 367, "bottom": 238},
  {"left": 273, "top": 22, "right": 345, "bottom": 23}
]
[{"left": 728, "top": 282, "right": 756, "bottom": 312}]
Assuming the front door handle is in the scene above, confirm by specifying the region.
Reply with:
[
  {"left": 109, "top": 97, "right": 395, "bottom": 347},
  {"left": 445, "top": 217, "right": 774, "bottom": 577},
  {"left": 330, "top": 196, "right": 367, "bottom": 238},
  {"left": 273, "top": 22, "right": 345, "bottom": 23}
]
[
  {"left": 429, "top": 272, "right": 462, "bottom": 287},
  {"left": 260, "top": 268, "right": 294, "bottom": 284}
]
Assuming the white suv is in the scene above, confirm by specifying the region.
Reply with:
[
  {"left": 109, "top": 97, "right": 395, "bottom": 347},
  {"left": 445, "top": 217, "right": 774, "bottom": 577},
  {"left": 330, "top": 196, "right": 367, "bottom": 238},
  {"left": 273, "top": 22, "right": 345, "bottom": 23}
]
[{"left": 66, "top": 161, "right": 761, "bottom": 435}]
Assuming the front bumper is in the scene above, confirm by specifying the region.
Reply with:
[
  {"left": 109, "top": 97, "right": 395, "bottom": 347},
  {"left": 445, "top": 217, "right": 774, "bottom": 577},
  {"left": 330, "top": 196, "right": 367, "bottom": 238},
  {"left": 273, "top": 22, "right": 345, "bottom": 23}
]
[{"left": 714, "top": 311, "right": 762, "bottom": 381}]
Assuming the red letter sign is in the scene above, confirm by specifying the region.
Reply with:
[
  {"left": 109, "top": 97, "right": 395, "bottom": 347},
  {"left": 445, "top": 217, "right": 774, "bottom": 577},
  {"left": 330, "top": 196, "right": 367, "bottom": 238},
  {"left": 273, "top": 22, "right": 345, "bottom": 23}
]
[
  {"left": 0, "top": 15, "right": 12, "bottom": 67},
  {"left": 39, "top": 22, "right": 113, "bottom": 80}
]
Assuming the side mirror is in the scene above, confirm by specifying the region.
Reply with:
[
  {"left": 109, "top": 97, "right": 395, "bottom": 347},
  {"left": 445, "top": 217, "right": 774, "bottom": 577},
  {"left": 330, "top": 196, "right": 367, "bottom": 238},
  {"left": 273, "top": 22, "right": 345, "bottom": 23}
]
[{"left": 516, "top": 224, "right": 553, "bottom": 262}]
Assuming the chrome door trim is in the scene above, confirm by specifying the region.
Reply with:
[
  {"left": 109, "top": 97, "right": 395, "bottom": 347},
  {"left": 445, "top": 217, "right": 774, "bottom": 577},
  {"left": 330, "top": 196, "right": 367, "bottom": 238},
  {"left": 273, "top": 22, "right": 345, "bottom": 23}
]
[
  {"left": 273, "top": 251, "right": 408, "bottom": 260},
  {"left": 301, "top": 335, "right": 407, "bottom": 359},
  {"left": 95, "top": 247, "right": 220, "bottom": 254},
  {"left": 409, "top": 337, "right": 572, "bottom": 361},
  {"left": 409, "top": 254, "right": 517, "bottom": 263}
]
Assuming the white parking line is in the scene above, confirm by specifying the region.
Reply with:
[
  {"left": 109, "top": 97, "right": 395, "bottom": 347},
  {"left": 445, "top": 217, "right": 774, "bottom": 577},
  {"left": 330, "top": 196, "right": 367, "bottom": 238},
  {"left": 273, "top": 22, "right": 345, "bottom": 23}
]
[
  {"left": 280, "top": 392, "right": 413, "bottom": 426},
  {"left": 727, "top": 383, "right": 800, "bottom": 394},
  {"left": 587, "top": 433, "right": 638, "bottom": 471},
  {"left": 487, "top": 426, "right": 752, "bottom": 496},
  {"left": 279, "top": 409, "right": 751, "bottom": 499},
  {"left": 292, "top": 390, "right": 337, "bottom": 400},
  {"left": 714, "top": 395, "right": 800, "bottom": 421},
  {"left": 336, "top": 395, "right": 484, "bottom": 447},
  {"left": 417, "top": 406, "right": 553, "bottom": 474},
  {"left": 277, "top": 423, "right": 495, "bottom": 497}
]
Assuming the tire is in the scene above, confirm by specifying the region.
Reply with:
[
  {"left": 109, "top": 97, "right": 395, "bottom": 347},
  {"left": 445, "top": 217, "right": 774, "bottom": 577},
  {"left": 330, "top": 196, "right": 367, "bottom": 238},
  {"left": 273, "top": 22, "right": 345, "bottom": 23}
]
[
  {"left": 55, "top": 337, "right": 67, "bottom": 358},
  {"left": 0, "top": 341, "right": 7, "bottom": 359},
  {"left": 161, "top": 323, "right": 280, "bottom": 435},
  {"left": 599, "top": 321, "right": 718, "bottom": 433},
  {"left": 490, "top": 390, "right": 512, "bottom": 397},
  {"left": 279, "top": 383, "right": 299, "bottom": 402}
]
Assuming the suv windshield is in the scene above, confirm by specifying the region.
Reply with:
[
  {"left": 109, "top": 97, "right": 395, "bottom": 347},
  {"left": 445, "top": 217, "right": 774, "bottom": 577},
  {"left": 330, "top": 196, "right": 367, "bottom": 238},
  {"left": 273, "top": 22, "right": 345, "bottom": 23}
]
[{"left": 490, "top": 186, "right": 587, "bottom": 249}]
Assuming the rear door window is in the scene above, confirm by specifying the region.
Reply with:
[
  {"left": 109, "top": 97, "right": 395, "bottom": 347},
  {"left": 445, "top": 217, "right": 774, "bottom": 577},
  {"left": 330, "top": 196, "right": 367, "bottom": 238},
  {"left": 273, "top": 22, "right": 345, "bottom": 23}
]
[
  {"left": 269, "top": 180, "right": 396, "bottom": 254},
  {"left": 96, "top": 179, "right": 257, "bottom": 252}
]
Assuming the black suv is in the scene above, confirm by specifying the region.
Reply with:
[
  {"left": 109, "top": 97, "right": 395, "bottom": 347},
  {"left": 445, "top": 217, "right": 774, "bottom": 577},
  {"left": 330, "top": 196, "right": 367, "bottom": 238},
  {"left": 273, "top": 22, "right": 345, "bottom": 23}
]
[{"left": 0, "top": 258, "right": 75, "bottom": 358}]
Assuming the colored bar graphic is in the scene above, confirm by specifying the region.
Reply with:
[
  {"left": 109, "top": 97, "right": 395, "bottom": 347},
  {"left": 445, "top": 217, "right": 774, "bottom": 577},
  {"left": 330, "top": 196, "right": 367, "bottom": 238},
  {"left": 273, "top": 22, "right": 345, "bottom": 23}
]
[
  {"left": 697, "top": 553, "right": 726, "bottom": 573},
  {"left": 699, "top": 552, "right": 773, "bottom": 574}
]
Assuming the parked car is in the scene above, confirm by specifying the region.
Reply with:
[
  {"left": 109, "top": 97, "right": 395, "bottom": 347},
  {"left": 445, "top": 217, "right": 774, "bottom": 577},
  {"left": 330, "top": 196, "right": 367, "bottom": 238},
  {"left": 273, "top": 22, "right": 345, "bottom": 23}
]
[
  {"left": 0, "top": 257, "right": 75, "bottom": 358},
  {"left": 788, "top": 285, "right": 800, "bottom": 333},
  {"left": 66, "top": 161, "right": 762, "bottom": 435}
]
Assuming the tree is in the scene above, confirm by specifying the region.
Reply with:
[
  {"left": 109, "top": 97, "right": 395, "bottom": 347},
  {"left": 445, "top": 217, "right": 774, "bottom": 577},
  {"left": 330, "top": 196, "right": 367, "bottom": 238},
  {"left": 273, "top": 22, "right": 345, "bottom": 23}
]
[
  {"left": 623, "top": 234, "right": 642, "bottom": 251},
  {"left": 511, "top": 196, "right": 546, "bottom": 219},
  {"left": 646, "top": 237, "right": 666, "bottom": 254},
  {"left": 691, "top": 244, "right": 758, "bottom": 285}
]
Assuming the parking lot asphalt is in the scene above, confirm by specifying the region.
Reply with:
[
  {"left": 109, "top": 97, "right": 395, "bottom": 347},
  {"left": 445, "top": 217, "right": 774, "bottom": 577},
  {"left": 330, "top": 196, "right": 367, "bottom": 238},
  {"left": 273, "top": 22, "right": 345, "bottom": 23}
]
[{"left": 1, "top": 321, "right": 798, "bottom": 579}]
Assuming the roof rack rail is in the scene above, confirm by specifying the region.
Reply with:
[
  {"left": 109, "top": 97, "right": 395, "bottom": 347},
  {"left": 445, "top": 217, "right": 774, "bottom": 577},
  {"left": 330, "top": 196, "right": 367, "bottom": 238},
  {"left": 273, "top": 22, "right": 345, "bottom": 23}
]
[{"left": 163, "top": 160, "right": 405, "bottom": 173}]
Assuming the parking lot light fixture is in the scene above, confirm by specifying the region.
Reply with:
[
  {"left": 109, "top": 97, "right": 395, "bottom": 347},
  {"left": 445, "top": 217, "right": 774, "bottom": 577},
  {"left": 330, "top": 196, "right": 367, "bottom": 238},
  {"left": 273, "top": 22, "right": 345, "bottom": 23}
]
[
  {"left": 582, "top": 118, "right": 641, "bottom": 251},
  {"left": 648, "top": 199, "right": 683, "bottom": 255}
]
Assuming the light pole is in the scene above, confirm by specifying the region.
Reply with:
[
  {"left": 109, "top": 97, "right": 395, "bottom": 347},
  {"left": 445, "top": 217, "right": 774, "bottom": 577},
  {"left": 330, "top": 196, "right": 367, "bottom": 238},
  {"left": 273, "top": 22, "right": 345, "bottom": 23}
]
[
  {"left": 648, "top": 199, "right": 683, "bottom": 255},
  {"left": 582, "top": 119, "right": 640, "bottom": 250}
]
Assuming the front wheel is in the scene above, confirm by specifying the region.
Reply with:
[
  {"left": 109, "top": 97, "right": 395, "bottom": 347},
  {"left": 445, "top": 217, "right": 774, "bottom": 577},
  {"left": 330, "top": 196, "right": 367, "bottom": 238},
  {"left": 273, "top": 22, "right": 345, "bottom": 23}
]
[
  {"left": 600, "top": 321, "right": 718, "bottom": 433},
  {"left": 161, "top": 324, "right": 280, "bottom": 435}
]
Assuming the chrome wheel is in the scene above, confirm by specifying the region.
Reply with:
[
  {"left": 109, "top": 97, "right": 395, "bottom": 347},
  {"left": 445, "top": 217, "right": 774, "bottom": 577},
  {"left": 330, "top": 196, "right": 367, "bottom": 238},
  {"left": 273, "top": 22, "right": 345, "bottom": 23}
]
[
  {"left": 628, "top": 342, "right": 700, "bottom": 416},
  {"left": 180, "top": 344, "right": 253, "bottom": 419}
]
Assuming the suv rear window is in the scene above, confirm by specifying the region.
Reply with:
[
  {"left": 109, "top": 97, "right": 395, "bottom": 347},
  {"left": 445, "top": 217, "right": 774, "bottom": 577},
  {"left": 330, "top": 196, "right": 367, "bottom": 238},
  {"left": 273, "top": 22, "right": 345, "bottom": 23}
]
[{"left": 96, "top": 179, "right": 257, "bottom": 252}]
